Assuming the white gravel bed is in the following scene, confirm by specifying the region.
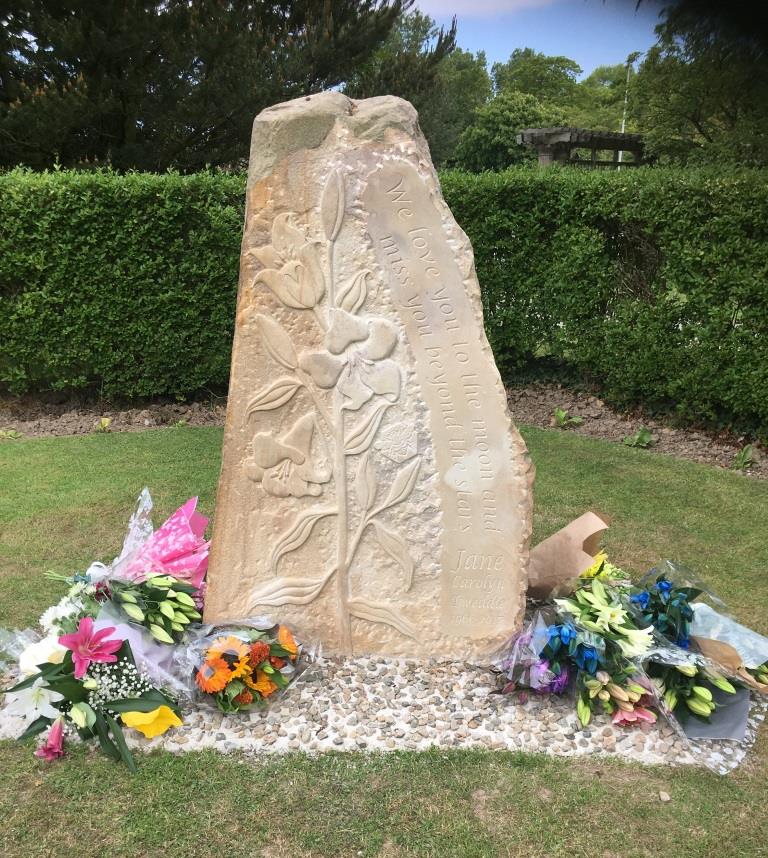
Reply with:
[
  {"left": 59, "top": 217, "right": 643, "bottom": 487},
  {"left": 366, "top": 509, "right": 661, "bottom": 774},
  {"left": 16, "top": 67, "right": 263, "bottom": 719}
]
[{"left": 2, "top": 656, "right": 764, "bottom": 774}]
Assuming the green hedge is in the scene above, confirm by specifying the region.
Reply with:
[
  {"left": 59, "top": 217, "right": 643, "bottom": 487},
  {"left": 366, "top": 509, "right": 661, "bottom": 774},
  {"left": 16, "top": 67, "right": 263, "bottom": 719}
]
[
  {"left": 0, "top": 170, "right": 244, "bottom": 399},
  {"left": 441, "top": 168, "right": 768, "bottom": 433},
  {"left": 1, "top": 167, "right": 767, "bottom": 433}
]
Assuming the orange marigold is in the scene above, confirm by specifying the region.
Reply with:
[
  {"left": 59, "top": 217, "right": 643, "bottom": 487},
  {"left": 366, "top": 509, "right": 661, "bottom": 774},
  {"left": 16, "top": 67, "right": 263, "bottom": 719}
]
[
  {"left": 195, "top": 657, "right": 231, "bottom": 694},
  {"left": 270, "top": 655, "right": 286, "bottom": 669},
  {"left": 232, "top": 689, "right": 254, "bottom": 706},
  {"left": 277, "top": 625, "right": 298, "bottom": 659},
  {"left": 244, "top": 668, "right": 278, "bottom": 698},
  {"left": 249, "top": 640, "right": 271, "bottom": 668}
]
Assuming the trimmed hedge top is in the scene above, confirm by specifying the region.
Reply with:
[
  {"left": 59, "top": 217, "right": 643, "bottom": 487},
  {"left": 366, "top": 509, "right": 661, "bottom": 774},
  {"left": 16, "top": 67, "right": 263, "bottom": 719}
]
[{"left": 1, "top": 166, "right": 767, "bottom": 434}]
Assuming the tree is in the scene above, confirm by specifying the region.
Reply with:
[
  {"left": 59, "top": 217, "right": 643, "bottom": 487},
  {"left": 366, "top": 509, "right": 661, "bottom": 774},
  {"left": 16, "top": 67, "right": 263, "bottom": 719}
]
[
  {"left": 343, "top": 10, "right": 458, "bottom": 158},
  {"left": 563, "top": 63, "right": 634, "bottom": 131},
  {"left": 452, "top": 91, "right": 565, "bottom": 171},
  {"left": 632, "top": 3, "right": 768, "bottom": 164},
  {"left": 345, "top": 11, "right": 493, "bottom": 166},
  {"left": 0, "top": 0, "right": 409, "bottom": 171},
  {"left": 420, "top": 48, "right": 492, "bottom": 165},
  {"left": 492, "top": 48, "right": 581, "bottom": 102}
]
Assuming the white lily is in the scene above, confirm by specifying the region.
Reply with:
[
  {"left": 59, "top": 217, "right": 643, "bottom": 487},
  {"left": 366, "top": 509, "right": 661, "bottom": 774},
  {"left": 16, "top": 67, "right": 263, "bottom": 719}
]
[
  {"left": 594, "top": 604, "right": 628, "bottom": 632},
  {"left": 4, "top": 677, "right": 64, "bottom": 723},
  {"left": 615, "top": 625, "right": 654, "bottom": 658}
]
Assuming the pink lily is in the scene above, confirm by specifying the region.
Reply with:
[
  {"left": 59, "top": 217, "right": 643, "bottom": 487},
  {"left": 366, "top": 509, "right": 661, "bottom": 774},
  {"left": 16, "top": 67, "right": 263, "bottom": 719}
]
[
  {"left": 611, "top": 706, "right": 658, "bottom": 727},
  {"left": 34, "top": 716, "right": 65, "bottom": 761},
  {"left": 58, "top": 617, "right": 123, "bottom": 679}
]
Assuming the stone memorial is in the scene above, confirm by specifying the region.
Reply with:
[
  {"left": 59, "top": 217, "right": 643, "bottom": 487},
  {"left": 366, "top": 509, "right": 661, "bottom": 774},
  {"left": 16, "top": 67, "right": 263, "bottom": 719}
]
[{"left": 204, "top": 92, "right": 534, "bottom": 660}]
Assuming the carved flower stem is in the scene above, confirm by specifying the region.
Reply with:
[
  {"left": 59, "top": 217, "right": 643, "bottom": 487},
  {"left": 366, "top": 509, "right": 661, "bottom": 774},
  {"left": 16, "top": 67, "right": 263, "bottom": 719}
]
[{"left": 326, "top": 237, "right": 353, "bottom": 654}]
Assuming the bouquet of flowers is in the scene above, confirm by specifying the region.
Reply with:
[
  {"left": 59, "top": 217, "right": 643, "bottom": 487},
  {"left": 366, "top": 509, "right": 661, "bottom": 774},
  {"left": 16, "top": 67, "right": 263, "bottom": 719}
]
[
  {"left": 26, "top": 491, "right": 209, "bottom": 651},
  {"left": 499, "top": 558, "right": 659, "bottom": 728},
  {"left": 190, "top": 624, "right": 301, "bottom": 713},
  {"left": 626, "top": 569, "right": 739, "bottom": 721},
  {"left": 2, "top": 617, "right": 181, "bottom": 771},
  {"left": 629, "top": 572, "right": 699, "bottom": 650}
]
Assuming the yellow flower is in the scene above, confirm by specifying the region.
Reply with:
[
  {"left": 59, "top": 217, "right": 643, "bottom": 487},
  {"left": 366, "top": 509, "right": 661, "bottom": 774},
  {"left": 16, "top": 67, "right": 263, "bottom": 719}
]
[
  {"left": 244, "top": 668, "right": 278, "bottom": 698},
  {"left": 121, "top": 705, "right": 183, "bottom": 739},
  {"left": 581, "top": 552, "right": 608, "bottom": 579},
  {"left": 277, "top": 625, "right": 299, "bottom": 659}
]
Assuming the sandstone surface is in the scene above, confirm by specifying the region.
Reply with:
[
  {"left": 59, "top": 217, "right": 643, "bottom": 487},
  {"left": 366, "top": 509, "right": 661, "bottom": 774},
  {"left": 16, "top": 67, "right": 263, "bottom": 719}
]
[{"left": 204, "top": 92, "right": 533, "bottom": 660}]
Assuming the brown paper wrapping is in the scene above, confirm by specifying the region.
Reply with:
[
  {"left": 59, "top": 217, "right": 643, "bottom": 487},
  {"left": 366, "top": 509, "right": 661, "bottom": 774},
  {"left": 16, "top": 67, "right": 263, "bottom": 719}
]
[
  {"left": 527, "top": 511, "right": 609, "bottom": 600},
  {"left": 692, "top": 636, "right": 768, "bottom": 694}
]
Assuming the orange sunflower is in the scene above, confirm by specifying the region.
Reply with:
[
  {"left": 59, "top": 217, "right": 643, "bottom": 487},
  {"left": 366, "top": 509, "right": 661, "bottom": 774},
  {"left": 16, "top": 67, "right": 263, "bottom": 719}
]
[
  {"left": 195, "top": 657, "right": 231, "bottom": 693},
  {"left": 206, "top": 635, "right": 251, "bottom": 679}
]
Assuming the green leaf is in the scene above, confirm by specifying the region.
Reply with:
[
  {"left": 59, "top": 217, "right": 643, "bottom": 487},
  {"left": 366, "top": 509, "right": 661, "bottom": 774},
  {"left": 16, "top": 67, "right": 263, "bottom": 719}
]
[
  {"left": 18, "top": 716, "right": 51, "bottom": 741},
  {"left": 108, "top": 691, "right": 178, "bottom": 715},
  {"left": 47, "top": 676, "right": 89, "bottom": 702},
  {"left": 105, "top": 715, "right": 137, "bottom": 773},
  {"left": 93, "top": 713, "right": 121, "bottom": 762},
  {"left": 2, "top": 671, "right": 45, "bottom": 694}
]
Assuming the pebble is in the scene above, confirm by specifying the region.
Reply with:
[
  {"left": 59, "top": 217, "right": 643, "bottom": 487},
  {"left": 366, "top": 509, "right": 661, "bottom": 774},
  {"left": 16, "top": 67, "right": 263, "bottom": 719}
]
[{"left": 2, "top": 655, "right": 763, "bottom": 772}]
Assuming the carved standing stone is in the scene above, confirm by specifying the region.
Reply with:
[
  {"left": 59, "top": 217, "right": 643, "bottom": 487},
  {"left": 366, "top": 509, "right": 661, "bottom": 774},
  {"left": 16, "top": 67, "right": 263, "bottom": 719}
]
[{"left": 204, "top": 92, "right": 534, "bottom": 661}]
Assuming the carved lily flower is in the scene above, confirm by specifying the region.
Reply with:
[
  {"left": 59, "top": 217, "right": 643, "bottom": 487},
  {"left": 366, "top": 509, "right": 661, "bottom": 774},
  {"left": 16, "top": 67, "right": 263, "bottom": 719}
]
[
  {"left": 246, "top": 414, "right": 330, "bottom": 498},
  {"left": 299, "top": 309, "right": 401, "bottom": 410},
  {"left": 248, "top": 212, "right": 325, "bottom": 309}
]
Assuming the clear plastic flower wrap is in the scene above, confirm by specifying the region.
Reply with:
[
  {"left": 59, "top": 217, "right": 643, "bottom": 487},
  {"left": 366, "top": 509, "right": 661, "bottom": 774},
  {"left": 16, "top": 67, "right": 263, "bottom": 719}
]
[
  {"left": 174, "top": 619, "right": 318, "bottom": 713},
  {"left": 0, "top": 628, "right": 41, "bottom": 676}
]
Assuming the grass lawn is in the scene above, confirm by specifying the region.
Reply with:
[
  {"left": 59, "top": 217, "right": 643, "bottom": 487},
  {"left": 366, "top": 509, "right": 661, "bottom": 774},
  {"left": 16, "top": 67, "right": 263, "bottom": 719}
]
[{"left": 1, "top": 426, "right": 767, "bottom": 857}]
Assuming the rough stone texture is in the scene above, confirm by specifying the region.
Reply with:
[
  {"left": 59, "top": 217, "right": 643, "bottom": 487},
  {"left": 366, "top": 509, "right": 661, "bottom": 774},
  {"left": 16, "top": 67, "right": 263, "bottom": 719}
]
[
  {"left": 204, "top": 92, "right": 534, "bottom": 659},
  {"left": 3, "top": 657, "right": 762, "bottom": 773}
]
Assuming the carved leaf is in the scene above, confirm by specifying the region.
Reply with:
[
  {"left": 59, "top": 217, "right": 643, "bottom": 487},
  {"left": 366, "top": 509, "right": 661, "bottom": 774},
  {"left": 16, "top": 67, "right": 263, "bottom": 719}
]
[
  {"left": 246, "top": 378, "right": 301, "bottom": 415},
  {"left": 380, "top": 456, "right": 421, "bottom": 511},
  {"left": 255, "top": 267, "right": 313, "bottom": 310},
  {"left": 270, "top": 508, "right": 336, "bottom": 572},
  {"left": 256, "top": 314, "right": 298, "bottom": 370},
  {"left": 249, "top": 568, "right": 335, "bottom": 608},
  {"left": 337, "top": 270, "right": 370, "bottom": 315},
  {"left": 272, "top": 212, "right": 305, "bottom": 257},
  {"left": 354, "top": 451, "right": 377, "bottom": 511},
  {"left": 298, "top": 243, "right": 326, "bottom": 305},
  {"left": 321, "top": 169, "right": 345, "bottom": 242},
  {"left": 345, "top": 401, "right": 391, "bottom": 455},
  {"left": 372, "top": 521, "right": 414, "bottom": 591},
  {"left": 348, "top": 598, "right": 417, "bottom": 639}
]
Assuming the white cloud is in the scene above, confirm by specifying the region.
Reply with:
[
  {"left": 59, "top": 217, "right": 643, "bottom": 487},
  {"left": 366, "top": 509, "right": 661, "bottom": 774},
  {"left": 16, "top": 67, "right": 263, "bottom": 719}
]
[{"left": 416, "top": 0, "right": 559, "bottom": 17}]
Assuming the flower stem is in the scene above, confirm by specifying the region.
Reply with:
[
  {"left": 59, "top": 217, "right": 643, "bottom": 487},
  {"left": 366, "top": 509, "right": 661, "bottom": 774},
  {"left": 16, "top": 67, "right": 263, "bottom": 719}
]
[{"left": 327, "top": 237, "right": 352, "bottom": 653}]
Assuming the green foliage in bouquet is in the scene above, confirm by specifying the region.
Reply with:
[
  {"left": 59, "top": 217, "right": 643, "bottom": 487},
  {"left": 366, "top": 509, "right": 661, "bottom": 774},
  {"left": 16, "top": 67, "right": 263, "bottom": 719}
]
[
  {"left": 110, "top": 575, "right": 202, "bottom": 644},
  {"left": 648, "top": 661, "right": 735, "bottom": 720}
]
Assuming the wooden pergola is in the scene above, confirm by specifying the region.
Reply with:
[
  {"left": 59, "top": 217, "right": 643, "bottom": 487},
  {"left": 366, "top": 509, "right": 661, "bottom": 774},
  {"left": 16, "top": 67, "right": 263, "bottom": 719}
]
[{"left": 516, "top": 127, "right": 645, "bottom": 168}]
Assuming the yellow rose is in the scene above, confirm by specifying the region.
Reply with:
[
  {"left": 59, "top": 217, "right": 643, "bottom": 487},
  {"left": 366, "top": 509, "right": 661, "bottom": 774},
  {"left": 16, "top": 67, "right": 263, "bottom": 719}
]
[{"left": 121, "top": 705, "right": 183, "bottom": 738}]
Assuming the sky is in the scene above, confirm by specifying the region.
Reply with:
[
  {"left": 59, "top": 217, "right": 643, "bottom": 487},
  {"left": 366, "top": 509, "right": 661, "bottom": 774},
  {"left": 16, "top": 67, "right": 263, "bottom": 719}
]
[{"left": 415, "top": 0, "right": 666, "bottom": 77}]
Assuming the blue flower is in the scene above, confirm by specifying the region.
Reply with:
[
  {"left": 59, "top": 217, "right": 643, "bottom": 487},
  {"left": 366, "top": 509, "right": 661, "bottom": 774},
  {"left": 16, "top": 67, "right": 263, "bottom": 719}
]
[
  {"left": 574, "top": 644, "right": 600, "bottom": 674},
  {"left": 676, "top": 633, "right": 690, "bottom": 649},
  {"left": 630, "top": 591, "right": 650, "bottom": 610}
]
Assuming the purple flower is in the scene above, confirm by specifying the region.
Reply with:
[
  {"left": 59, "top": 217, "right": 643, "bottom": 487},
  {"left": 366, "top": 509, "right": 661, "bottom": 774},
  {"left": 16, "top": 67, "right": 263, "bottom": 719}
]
[{"left": 548, "top": 665, "right": 570, "bottom": 694}]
